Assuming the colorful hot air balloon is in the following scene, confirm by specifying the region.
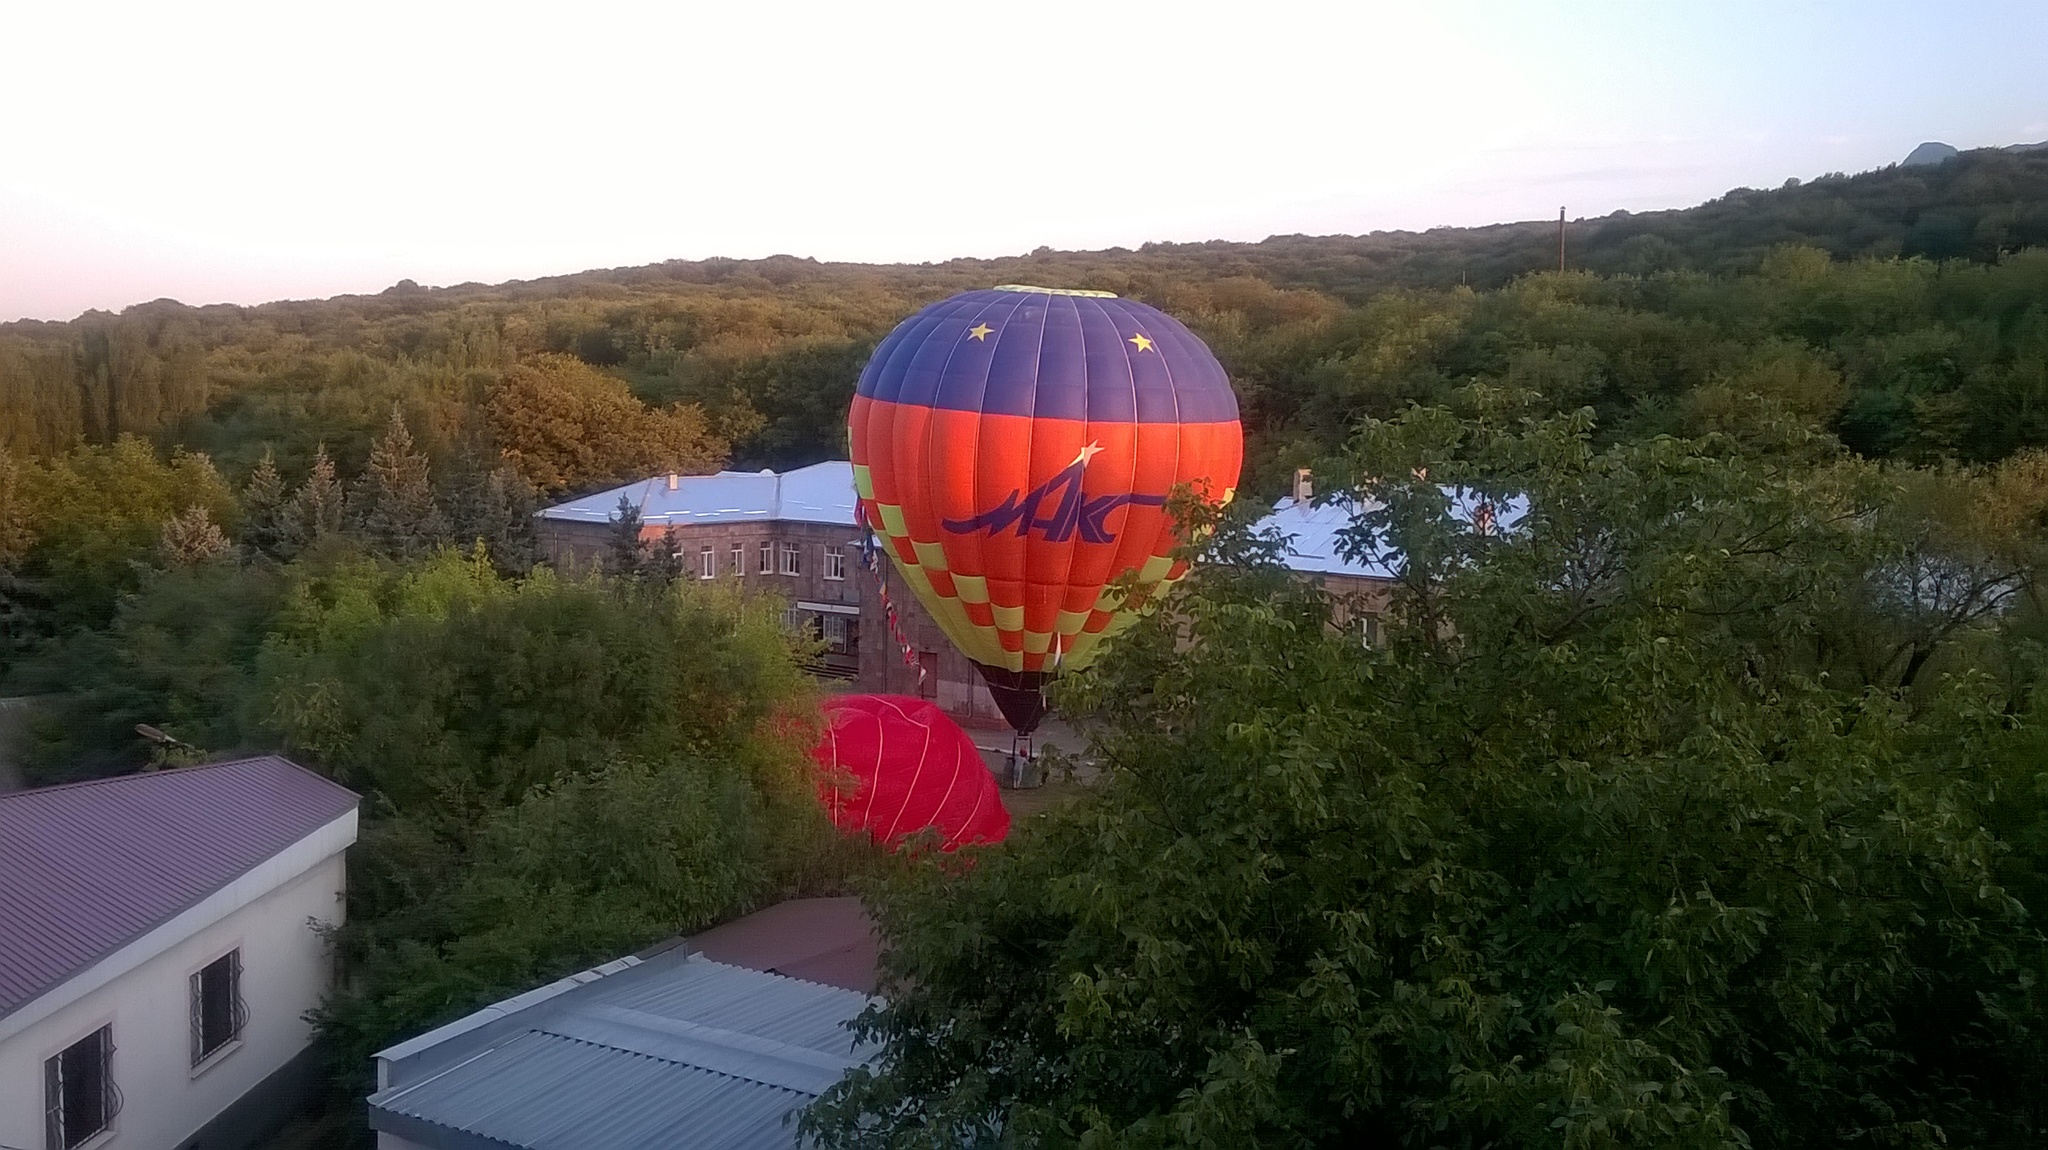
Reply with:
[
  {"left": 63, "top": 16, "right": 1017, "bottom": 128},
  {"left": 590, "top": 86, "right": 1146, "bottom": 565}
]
[
  {"left": 811, "top": 694, "right": 1010, "bottom": 851},
  {"left": 848, "top": 285, "right": 1243, "bottom": 734}
]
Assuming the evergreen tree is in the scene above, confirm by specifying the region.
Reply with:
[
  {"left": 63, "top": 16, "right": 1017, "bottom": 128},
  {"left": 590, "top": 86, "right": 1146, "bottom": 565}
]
[
  {"left": 281, "top": 445, "right": 346, "bottom": 552},
  {"left": 606, "top": 494, "right": 647, "bottom": 576},
  {"left": 439, "top": 441, "right": 537, "bottom": 575},
  {"left": 644, "top": 525, "right": 684, "bottom": 586},
  {"left": 240, "top": 447, "right": 288, "bottom": 557},
  {"left": 353, "top": 408, "right": 443, "bottom": 559},
  {"left": 159, "top": 505, "right": 230, "bottom": 565}
]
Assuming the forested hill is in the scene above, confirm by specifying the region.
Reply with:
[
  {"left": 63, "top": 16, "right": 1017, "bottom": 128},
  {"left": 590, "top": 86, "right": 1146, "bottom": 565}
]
[{"left": 3, "top": 144, "right": 2047, "bottom": 498}]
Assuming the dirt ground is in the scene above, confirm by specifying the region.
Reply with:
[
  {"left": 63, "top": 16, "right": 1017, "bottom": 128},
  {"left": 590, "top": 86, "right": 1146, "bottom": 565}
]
[
  {"left": 966, "top": 714, "right": 1098, "bottom": 823},
  {"left": 998, "top": 775, "right": 1092, "bottom": 821}
]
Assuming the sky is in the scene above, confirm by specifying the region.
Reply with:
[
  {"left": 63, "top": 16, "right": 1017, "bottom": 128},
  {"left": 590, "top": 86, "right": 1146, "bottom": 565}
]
[{"left": 3, "top": 0, "right": 2044, "bottom": 323}]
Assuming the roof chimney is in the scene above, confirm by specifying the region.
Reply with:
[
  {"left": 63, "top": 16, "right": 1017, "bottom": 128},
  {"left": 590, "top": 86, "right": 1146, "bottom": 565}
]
[
  {"left": 1292, "top": 468, "right": 1313, "bottom": 504},
  {"left": 666, "top": 473, "right": 679, "bottom": 491}
]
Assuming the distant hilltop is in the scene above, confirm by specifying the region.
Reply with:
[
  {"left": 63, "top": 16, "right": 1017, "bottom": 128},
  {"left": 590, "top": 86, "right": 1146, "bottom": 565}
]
[{"left": 1904, "top": 139, "right": 2048, "bottom": 167}]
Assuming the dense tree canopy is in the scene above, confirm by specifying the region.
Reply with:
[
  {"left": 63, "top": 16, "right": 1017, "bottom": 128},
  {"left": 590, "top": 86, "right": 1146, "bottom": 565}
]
[
  {"left": 485, "top": 353, "right": 725, "bottom": 491},
  {"left": 806, "top": 400, "right": 2048, "bottom": 1148},
  {"left": 3, "top": 149, "right": 2046, "bottom": 499}
]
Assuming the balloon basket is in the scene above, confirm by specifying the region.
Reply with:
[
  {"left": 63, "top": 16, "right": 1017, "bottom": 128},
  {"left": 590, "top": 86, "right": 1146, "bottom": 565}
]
[{"left": 1004, "top": 734, "right": 1042, "bottom": 789}]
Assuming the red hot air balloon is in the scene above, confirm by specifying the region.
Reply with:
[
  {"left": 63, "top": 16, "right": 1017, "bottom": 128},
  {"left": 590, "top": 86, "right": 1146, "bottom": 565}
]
[
  {"left": 811, "top": 694, "right": 1010, "bottom": 851},
  {"left": 848, "top": 286, "right": 1243, "bottom": 734}
]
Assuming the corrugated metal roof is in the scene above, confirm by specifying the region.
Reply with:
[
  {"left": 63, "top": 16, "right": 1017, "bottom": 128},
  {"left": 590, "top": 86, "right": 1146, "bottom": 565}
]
[
  {"left": 0, "top": 756, "right": 360, "bottom": 1020},
  {"left": 1253, "top": 489, "right": 1529, "bottom": 579},
  {"left": 538, "top": 462, "right": 857, "bottom": 529},
  {"left": 370, "top": 951, "right": 876, "bottom": 1150}
]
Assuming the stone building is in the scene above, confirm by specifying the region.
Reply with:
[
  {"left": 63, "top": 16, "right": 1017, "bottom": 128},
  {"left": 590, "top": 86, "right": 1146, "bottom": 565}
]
[
  {"left": 533, "top": 463, "right": 1011, "bottom": 724},
  {"left": 1252, "top": 470, "right": 1398, "bottom": 644},
  {"left": 1251, "top": 470, "right": 1525, "bottom": 646}
]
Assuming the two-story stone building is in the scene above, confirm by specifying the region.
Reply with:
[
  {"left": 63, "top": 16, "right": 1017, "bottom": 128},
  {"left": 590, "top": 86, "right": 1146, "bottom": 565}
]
[
  {"left": 534, "top": 463, "right": 1010, "bottom": 723},
  {"left": 533, "top": 463, "right": 1492, "bottom": 724}
]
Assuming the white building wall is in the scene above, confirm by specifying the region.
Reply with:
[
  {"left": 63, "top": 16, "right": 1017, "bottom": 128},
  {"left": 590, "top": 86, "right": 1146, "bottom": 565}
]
[{"left": 0, "top": 849, "right": 347, "bottom": 1150}]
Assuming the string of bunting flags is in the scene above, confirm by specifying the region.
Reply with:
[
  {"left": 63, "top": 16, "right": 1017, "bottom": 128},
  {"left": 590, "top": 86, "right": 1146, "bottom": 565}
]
[{"left": 857, "top": 506, "right": 927, "bottom": 686}]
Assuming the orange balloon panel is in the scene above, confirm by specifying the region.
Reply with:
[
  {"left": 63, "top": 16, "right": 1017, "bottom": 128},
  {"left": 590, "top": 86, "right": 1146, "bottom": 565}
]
[{"left": 850, "top": 397, "right": 1240, "bottom": 673}]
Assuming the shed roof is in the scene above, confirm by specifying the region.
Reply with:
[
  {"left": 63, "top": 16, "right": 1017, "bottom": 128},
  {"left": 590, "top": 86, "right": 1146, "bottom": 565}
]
[
  {"left": 538, "top": 462, "right": 857, "bottom": 529},
  {"left": 0, "top": 755, "right": 360, "bottom": 1020},
  {"left": 687, "top": 896, "right": 879, "bottom": 994},
  {"left": 370, "top": 949, "right": 877, "bottom": 1150}
]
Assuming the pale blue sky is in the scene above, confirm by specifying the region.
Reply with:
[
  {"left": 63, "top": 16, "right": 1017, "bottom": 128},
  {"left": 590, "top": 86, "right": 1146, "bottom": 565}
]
[{"left": 2, "top": 0, "right": 2043, "bottom": 321}]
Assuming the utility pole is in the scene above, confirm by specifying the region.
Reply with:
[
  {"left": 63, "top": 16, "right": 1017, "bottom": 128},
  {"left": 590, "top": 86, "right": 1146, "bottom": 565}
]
[{"left": 1557, "top": 206, "right": 1567, "bottom": 273}]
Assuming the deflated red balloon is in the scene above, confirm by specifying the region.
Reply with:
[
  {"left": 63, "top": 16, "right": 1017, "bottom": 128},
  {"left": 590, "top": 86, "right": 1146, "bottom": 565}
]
[{"left": 810, "top": 694, "right": 1010, "bottom": 851}]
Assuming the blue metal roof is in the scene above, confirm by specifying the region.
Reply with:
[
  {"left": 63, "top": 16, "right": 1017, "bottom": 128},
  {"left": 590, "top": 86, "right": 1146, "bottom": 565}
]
[
  {"left": 537, "top": 462, "right": 857, "bottom": 529},
  {"left": 369, "top": 950, "right": 877, "bottom": 1150},
  {"left": 1253, "top": 489, "right": 1529, "bottom": 580}
]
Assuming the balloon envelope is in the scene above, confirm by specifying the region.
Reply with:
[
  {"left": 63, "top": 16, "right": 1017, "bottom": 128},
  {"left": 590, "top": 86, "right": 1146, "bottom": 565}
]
[
  {"left": 811, "top": 694, "right": 1010, "bottom": 851},
  {"left": 849, "top": 286, "right": 1243, "bottom": 732}
]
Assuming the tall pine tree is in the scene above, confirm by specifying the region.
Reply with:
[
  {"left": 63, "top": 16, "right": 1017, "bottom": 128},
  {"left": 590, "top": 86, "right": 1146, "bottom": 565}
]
[
  {"left": 281, "top": 445, "right": 347, "bottom": 552},
  {"left": 354, "top": 408, "right": 444, "bottom": 559},
  {"left": 240, "top": 447, "right": 288, "bottom": 557},
  {"left": 606, "top": 494, "right": 647, "bottom": 576},
  {"left": 438, "top": 440, "right": 537, "bottom": 574}
]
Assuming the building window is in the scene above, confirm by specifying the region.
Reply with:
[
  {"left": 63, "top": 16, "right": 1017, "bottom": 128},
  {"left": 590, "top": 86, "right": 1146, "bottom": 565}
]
[
  {"left": 1360, "top": 614, "right": 1381, "bottom": 648},
  {"left": 780, "top": 542, "right": 801, "bottom": 576},
  {"left": 821, "top": 613, "right": 850, "bottom": 652},
  {"left": 758, "top": 541, "right": 774, "bottom": 575},
  {"left": 699, "top": 546, "right": 716, "bottom": 580},
  {"left": 823, "top": 546, "right": 845, "bottom": 581},
  {"left": 730, "top": 543, "right": 744, "bottom": 577},
  {"left": 191, "top": 949, "right": 246, "bottom": 1065},
  {"left": 44, "top": 1025, "right": 118, "bottom": 1150}
]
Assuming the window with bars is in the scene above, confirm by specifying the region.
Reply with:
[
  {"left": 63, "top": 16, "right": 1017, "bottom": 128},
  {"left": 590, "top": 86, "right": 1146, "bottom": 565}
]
[
  {"left": 823, "top": 546, "right": 845, "bottom": 581},
  {"left": 699, "top": 546, "right": 716, "bottom": 579},
  {"left": 45, "top": 1025, "right": 119, "bottom": 1150},
  {"left": 730, "top": 543, "right": 744, "bottom": 577},
  {"left": 191, "top": 949, "right": 247, "bottom": 1066},
  {"left": 780, "top": 542, "right": 802, "bottom": 576},
  {"left": 758, "top": 541, "right": 774, "bottom": 575}
]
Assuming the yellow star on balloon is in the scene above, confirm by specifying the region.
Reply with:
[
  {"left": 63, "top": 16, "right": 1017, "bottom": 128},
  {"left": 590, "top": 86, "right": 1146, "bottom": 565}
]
[
  {"left": 1127, "top": 333, "right": 1155, "bottom": 352},
  {"left": 966, "top": 323, "right": 994, "bottom": 342}
]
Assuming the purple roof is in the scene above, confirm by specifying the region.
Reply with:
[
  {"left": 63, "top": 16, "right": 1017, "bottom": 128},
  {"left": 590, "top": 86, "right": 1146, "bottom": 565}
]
[{"left": 0, "top": 756, "right": 359, "bottom": 1020}]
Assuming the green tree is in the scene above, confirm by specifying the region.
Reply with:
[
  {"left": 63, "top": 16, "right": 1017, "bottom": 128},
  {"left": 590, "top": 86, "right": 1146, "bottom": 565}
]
[
  {"left": 1, "top": 437, "right": 236, "bottom": 649},
  {"left": 285, "top": 558, "right": 854, "bottom": 1091},
  {"left": 438, "top": 442, "right": 538, "bottom": 574},
  {"left": 807, "top": 403, "right": 2045, "bottom": 1149},
  {"left": 239, "top": 447, "right": 289, "bottom": 557},
  {"left": 280, "top": 445, "right": 346, "bottom": 553},
  {"left": 16, "top": 561, "right": 286, "bottom": 778},
  {"left": 353, "top": 407, "right": 445, "bottom": 559},
  {"left": 158, "top": 504, "right": 230, "bottom": 565},
  {"left": 256, "top": 553, "right": 817, "bottom": 813},
  {"left": 485, "top": 354, "right": 727, "bottom": 492}
]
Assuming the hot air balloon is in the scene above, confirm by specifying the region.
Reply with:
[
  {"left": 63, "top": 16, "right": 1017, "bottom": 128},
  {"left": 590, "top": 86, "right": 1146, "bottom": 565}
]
[
  {"left": 811, "top": 694, "right": 1010, "bottom": 851},
  {"left": 848, "top": 285, "right": 1243, "bottom": 736}
]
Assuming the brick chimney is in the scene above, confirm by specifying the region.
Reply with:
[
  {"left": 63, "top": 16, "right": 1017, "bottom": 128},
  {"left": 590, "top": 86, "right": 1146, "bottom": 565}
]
[
  {"left": 666, "top": 473, "right": 679, "bottom": 491},
  {"left": 1291, "top": 468, "right": 1313, "bottom": 503}
]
